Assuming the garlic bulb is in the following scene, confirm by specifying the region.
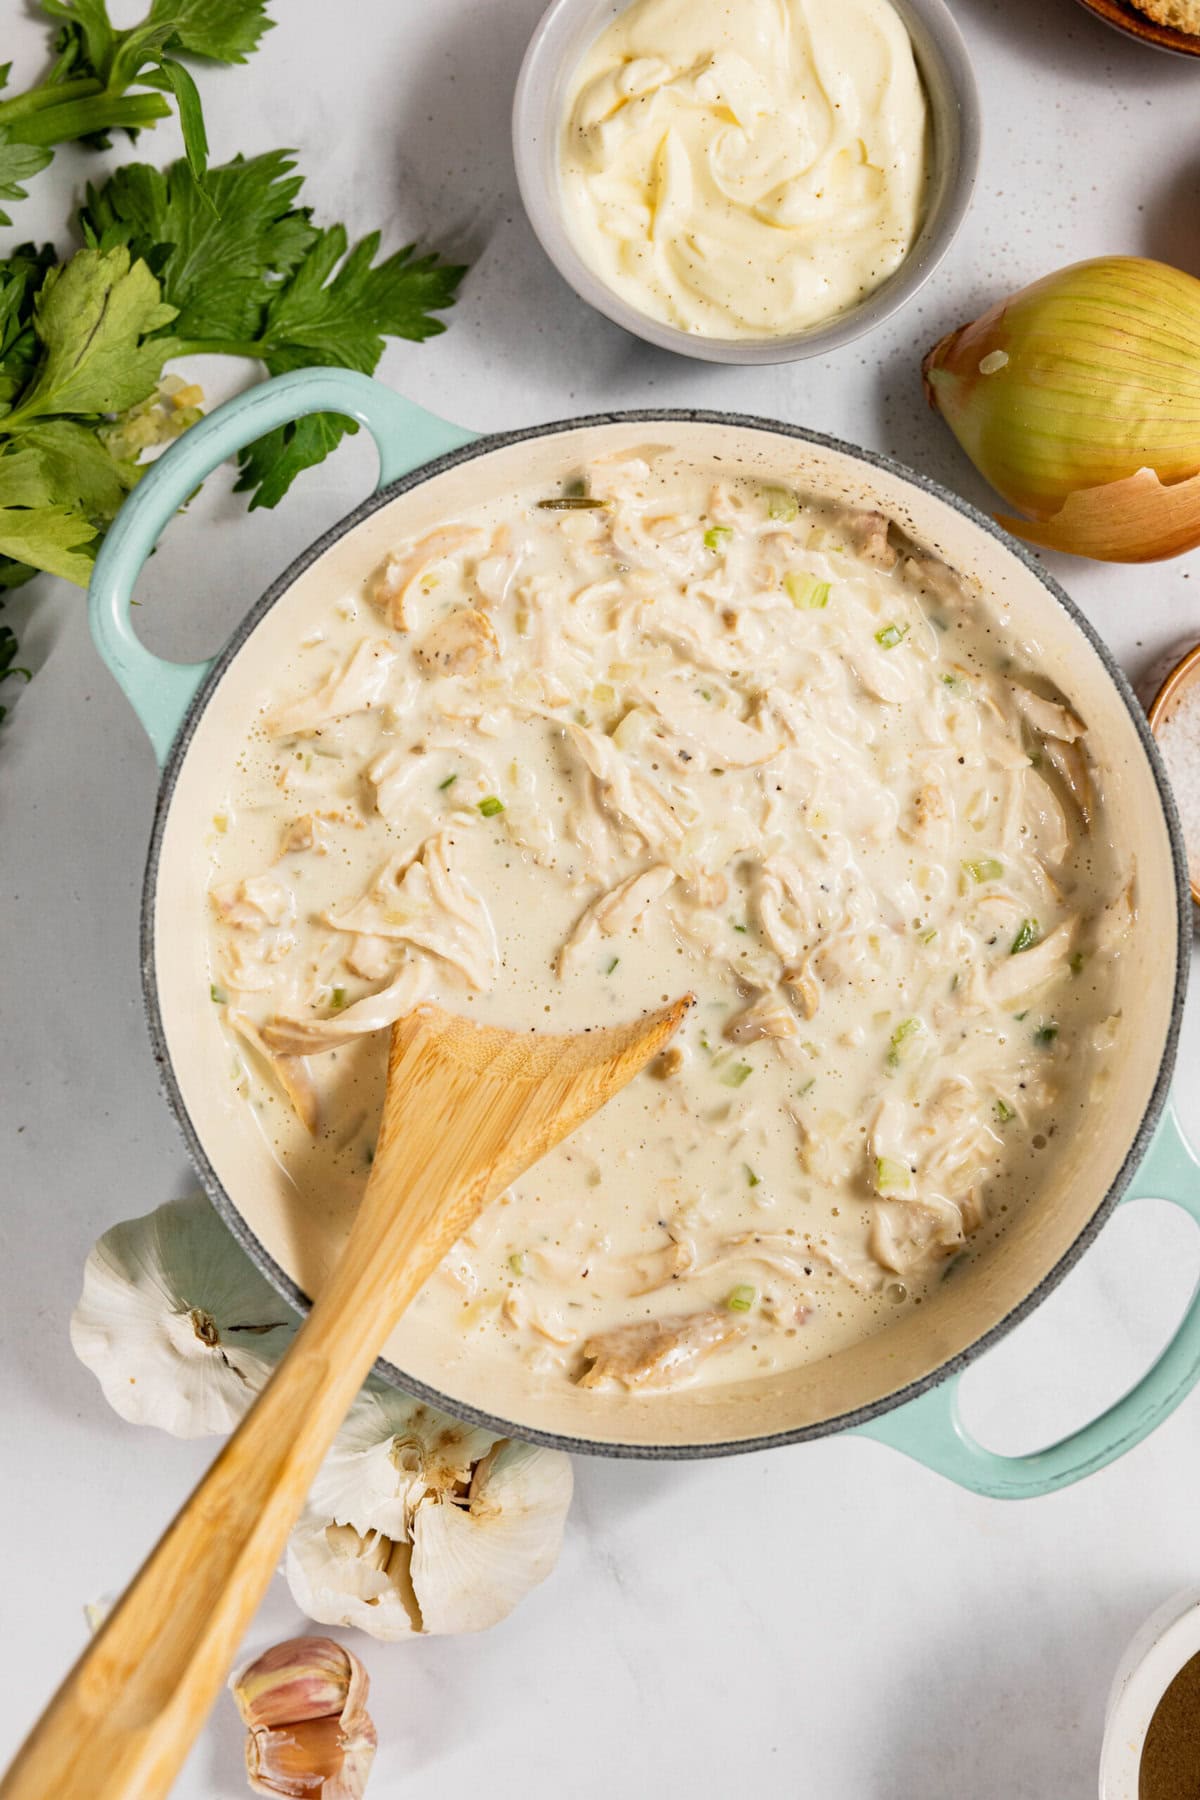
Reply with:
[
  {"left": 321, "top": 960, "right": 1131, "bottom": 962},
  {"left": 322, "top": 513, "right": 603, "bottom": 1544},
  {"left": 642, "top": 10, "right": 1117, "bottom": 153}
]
[
  {"left": 923, "top": 256, "right": 1200, "bottom": 563},
  {"left": 70, "top": 1195, "right": 296, "bottom": 1436},
  {"left": 231, "top": 1635, "right": 376, "bottom": 1800},
  {"left": 286, "top": 1387, "right": 573, "bottom": 1640}
]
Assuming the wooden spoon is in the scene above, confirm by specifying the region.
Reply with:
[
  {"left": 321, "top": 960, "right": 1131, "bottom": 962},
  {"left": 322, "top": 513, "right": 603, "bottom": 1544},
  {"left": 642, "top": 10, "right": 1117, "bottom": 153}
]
[{"left": 1, "top": 995, "right": 689, "bottom": 1800}]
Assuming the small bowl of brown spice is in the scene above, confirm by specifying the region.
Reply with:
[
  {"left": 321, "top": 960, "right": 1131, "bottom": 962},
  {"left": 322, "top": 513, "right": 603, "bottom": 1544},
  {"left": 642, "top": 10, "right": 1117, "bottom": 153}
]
[{"left": 1100, "top": 1588, "right": 1200, "bottom": 1798}]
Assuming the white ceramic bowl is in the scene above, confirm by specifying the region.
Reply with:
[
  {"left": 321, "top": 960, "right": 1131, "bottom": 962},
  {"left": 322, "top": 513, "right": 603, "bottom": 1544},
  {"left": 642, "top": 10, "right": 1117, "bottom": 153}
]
[
  {"left": 1100, "top": 1588, "right": 1200, "bottom": 1796},
  {"left": 512, "top": 0, "right": 982, "bottom": 365}
]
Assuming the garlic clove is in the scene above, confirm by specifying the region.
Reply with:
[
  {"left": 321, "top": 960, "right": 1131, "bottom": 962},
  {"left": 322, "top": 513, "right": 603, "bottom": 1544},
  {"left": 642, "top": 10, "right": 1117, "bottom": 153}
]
[
  {"left": 70, "top": 1195, "right": 296, "bottom": 1437},
  {"left": 287, "top": 1520, "right": 423, "bottom": 1642},
  {"left": 231, "top": 1636, "right": 376, "bottom": 1800},
  {"left": 232, "top": 1635, "right": 368, "bottom": 1732},
  {"left": 246, "top": 1716, "right": 378, "bottom": 1800},
  {"left": 284, "top": 1389, "right": 573, "bottom": 1641},
  {"left": 411, "top": 1438, "right": 574, "bottom": 1635}
]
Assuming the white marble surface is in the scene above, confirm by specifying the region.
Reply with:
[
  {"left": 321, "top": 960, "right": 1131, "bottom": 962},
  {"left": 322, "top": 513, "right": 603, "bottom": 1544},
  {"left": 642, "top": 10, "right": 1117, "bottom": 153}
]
[{"left": 3, "top": 0, "right": 1200, "bottom": 1793}]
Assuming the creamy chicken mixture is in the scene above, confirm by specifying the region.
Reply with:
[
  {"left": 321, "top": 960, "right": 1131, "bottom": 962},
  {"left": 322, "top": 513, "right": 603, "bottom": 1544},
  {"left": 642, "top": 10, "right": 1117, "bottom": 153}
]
[
  {"left": 206, "top": 452, "right": 1132, "bottom": 1396},
  {"left": 559, "top": 0, "right": 929, "bottom": 338}
]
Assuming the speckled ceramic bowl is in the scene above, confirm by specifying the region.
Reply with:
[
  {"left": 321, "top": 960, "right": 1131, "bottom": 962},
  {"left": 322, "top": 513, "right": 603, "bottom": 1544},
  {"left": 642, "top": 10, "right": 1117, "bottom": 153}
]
[{"left": 512, "top": 0, "right": 982, "bottom": 364}]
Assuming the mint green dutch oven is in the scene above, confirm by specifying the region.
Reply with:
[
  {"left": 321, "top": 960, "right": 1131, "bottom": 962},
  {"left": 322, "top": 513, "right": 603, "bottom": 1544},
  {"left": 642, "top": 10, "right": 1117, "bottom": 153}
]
[{"left": 88, "top": 366, "right": 1200, "bottom": 1497}]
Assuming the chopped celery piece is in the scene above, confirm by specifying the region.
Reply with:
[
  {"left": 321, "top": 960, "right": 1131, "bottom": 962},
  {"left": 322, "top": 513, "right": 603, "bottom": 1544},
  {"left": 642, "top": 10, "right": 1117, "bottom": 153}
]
[
  {"left": 875, "top": 622, "right": 910, "bottom": 650},
  {"left": 763, "top": 486, "right": 799, "bottom": 521},
  {"left": 704, "top": 525, "right": 733, "bottom": 550},
  {"left": 726, "top": 1284, "right": 756, "bottom": 1313},
  {"left": 963, "top": 857, "right": 1004, "bottom": 883},
  {"left": 1010, "top": 919, "right": 1040, "bottom": 955},
  {"left": 1069, "top": 950, "right": 1085, "bottom": 975},
  {"left": 744, "top": 1164, "right": 761, "bottom": 1188},
  {"left": 720, "top": 1061, "right": 753, "bottom": 1088},
  {"left": 330, "top": 987, "right": 348, "bottom": 1011},
  {"left": 478, "top": 795, "right": 505, "bottom": 817},
  {"left": 210, "top": 983, "right": 227, "bottom": 1005},
  {"left": 940, "top": 671, "right": 968, "bottom": 693},
  {"left": 875, "top": 1155, "right": 912, "bottom": 1195},
  {"left": 995, "top": 1098, "right": 1015, "bottom": 1124},
  {"left": 886, "top": 1017, "right": 921, "bottom": 1070},
  {"left": 785, "top": 571, "right": 831, "bottom": 610},
  {"left": 509, "top": 1252, "right": 527, "bottom": 1276}
]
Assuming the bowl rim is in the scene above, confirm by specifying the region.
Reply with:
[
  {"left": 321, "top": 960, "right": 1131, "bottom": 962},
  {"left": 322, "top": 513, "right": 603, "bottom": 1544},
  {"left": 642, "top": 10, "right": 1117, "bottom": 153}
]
[
  {"left": 511, "top": 0, "right": 983, "bottom": 365},
  {"left": 1100, "top": 1587, "right": 1200, "bottom": 1796},
  {"left": 141, "top": 407, "right": 1191, "bottom": 1460},
  {"left": 1148, "top": 641, "right": 1200, "bottom": 905}
]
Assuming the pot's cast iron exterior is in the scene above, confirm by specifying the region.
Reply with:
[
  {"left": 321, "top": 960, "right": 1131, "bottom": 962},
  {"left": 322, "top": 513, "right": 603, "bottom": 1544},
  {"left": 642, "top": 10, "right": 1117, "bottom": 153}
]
[{"left": 89, "top": 367, "right": 1200, "bottom": 1497}]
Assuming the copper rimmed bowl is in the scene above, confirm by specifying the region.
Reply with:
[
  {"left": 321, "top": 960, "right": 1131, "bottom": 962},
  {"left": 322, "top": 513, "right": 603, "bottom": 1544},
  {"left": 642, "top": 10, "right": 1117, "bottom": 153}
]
[{"left": 1073, "top": 0, "right": 1200, "bottom": 55}]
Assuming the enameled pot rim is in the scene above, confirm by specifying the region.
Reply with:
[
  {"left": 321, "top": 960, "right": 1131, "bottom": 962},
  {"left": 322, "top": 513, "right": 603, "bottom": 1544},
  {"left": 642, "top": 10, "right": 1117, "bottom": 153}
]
[{"left": 139, "top": 408, "right": 1192, "bottom": 1459}]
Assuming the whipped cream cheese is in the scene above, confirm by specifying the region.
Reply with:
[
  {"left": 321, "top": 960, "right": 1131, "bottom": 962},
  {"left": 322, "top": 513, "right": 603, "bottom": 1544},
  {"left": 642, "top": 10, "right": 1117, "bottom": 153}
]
[{"left": 559, "top": 0, "right": 930, "bottom": 339}]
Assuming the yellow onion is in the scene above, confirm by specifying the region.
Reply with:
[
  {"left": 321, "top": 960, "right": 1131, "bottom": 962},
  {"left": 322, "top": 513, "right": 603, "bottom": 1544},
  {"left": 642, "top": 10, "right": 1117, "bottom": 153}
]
[{"left": 923, "top": 257, "right": 1200, "bottom": 563}]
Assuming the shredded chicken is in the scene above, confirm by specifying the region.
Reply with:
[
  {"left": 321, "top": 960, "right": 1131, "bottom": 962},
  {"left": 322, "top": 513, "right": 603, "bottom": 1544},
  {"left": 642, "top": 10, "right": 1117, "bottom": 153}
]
[
  {"left": 227, "top": 1011, "right": 320, "bottom": 1134},
  {"left": 211, "top": 874, "right": 294, "bottom": 930},
  {"left": 370, "top": 526, "right": 483, "bottom": 630},
  {"left": 986, "top": 918, "right": 1077, "bottom": 1006},
  {"left": 557, "top": 864, "right": 676, "bottom": 976},
  {"left": 262, "top": 960, "right": 431, "bottom": 1056},
  {"left": 324, "top": 831, "right": 499, "bottom": 991},
  {"left": 267, "top": 639, "right": 398, "bottom": 736},
  {"left": 1011, "top": 685, "right": 1086, "bottom": 742},
  {"left": 843, "top": 509, "right": 898, "bottom": 568},
  {"left": 724, "top": 994, "right": 798, "bottom": 1044},
  {"left": 577, "top": 1311, "right": 745, "bottom": 1391},
  {"left": 414, "top": 606, "right": 498, "bottom": 677},
  {"left": 207, "top": 458, "right": 1126, "bottom": 1393}
]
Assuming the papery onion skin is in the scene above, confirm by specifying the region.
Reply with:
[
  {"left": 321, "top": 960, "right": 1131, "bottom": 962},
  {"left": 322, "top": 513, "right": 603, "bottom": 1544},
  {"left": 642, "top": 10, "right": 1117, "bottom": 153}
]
[{"left": 923, "top": 257, "right": 1200, "bottom": 563}]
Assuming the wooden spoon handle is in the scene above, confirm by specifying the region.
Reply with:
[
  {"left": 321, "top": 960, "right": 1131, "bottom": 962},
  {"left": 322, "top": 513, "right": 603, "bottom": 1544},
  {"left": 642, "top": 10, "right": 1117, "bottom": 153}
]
[
  {"left": 0, "top": 1162, "right": 444, "bottom": 1800},
  {"left": 2, "top": 998, "right": 687, "bottom": 1798}
]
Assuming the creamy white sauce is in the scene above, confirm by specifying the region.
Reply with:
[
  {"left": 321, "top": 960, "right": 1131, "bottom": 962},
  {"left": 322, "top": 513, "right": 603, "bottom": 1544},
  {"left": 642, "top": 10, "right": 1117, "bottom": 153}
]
[
  {"left": 558, "top": 0, "right": 929, "bottom": 339},
  {"left": 206, "top": 452, "right": 1130, "bottom": 1396}
]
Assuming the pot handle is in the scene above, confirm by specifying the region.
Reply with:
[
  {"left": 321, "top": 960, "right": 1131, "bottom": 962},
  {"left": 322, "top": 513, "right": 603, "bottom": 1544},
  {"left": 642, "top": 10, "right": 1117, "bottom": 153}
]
[
  {"left": 853, "top": 1105, "right": 1200, "bottom": 1498},
  {"left": 88, "top": 368, "right": 476, "bottom": 766}
]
